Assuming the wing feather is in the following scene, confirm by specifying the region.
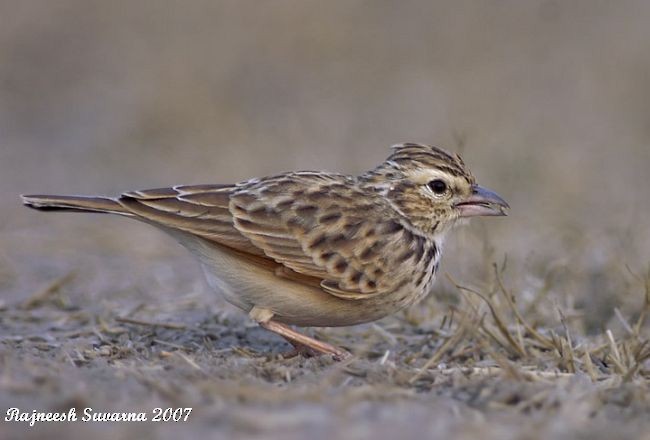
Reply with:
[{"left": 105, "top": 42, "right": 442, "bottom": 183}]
[
  {"left": 117, "top": 185, "right": 265, "bottom": 256},
  {"left": 230, "top": 173, "right": 422, "bottom": 299},
  {"left": 113, "top": 175, "right": 429, "bottom": 301}
]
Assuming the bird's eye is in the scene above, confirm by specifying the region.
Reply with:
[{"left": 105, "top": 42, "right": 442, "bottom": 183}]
[{"left": 428, "top": 179, "right": 448, "bottom": 195}]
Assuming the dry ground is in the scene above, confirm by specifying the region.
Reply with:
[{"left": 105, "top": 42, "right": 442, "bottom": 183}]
[
  {"left": 1, "top": 219, "right": 648, "bottom": 439},
  {"left": 2, "top": 1, "right": 650, "bottom": 439}
]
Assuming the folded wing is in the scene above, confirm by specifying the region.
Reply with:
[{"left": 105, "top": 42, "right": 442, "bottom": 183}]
[
  {"left": 229, "top": 173, "right": 428, "bottom": 299},
  {"left": 116, "top": 174, "right": 429, "bottom": 301},
  {"left": 118, "top": 184, "right": 265, "bottom": 256}
]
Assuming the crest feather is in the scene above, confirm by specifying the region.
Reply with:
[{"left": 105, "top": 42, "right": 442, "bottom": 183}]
[{"left": 386, "top": 143, "right": 474, "bottom": 182}]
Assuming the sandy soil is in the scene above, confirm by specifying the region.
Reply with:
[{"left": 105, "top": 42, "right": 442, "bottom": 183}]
[
  {"left": 1, "top": 221, "right": 648, "bottom": 440},
  {"left": 2, "top": 2, "right": 650, "bottom": 438}
]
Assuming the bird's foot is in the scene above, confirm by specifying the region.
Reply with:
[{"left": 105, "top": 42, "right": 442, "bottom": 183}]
[{"left": 259, "top": 319, "right": 351, "bottom": 361}]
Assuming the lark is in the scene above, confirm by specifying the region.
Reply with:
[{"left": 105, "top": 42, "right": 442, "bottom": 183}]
[{"left": 22, "top": 143, "right": 508, "bottom": 359}]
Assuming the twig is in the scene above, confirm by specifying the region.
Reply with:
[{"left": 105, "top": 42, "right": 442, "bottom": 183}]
[
  {"left": 175, "top": 352, "right": 205, "bottom": 373},
  {"left": 557, "top": 307, "right": 577, "bottom": 373},
  {"left": 446, "top": 273, "right": 526, "bottom": 358},
  {"left": 410, "top": 324, "right": 467, "bottom": 383},
  {"left": 583, "top": 350, "right": 598, "bottom": 381},
  {"left": 605, "top": 329, "right": 626, "bottom": 374},
  {"left": 371, "top": 323, "right": 398, "bottom": 346},
  {"left": 115, "top": 317, "right": 186, "bottom": 330},
  {"left": 614, "top": 307, "right": 634, "bottom": 336},
  {"left": 493, "top": 264, "right": 554, "bottom": 349},
  {"left": 153, "top": 339, "right": 190, "bottom": 351},
  {"left": 379, "top": 350, "right": 391, "bottom": 365},
  {"left": 21, "top": 271, "right": 76, "bottom": 309},
  {"left": 432, "top": 366, "right": 577, "bottom": 380}
]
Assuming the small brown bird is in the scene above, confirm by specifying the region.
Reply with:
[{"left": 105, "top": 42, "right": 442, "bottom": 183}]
[{"left": 22, "top": 143, "right": 508, "bottom": 359}]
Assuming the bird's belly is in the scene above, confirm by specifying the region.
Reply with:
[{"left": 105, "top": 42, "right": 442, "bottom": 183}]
[{"left": 176, "top": 233, "right": 408, "bottom": 327}]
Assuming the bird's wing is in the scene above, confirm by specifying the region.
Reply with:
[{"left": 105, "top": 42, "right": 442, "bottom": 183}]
[
  {"left": 117, "top": 184, "right": 266, "bottom": 256},
  {"left": 115, "top": 175, "right": 432, "bottom": 300},
  {"left": 229, "top": 173, "right": 431, "bottom": 299}
]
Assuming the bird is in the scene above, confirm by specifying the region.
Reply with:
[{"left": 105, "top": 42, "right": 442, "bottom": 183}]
[{"left": 22, "top": 143, "right": 508, "bottom": 360}]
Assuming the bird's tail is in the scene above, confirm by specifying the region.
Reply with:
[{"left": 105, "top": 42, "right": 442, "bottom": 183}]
[{"left": 21, "top": 194, "right": 130, "bottom": 216}]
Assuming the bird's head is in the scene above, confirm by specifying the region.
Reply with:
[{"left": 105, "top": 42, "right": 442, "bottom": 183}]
[{"left": 361, "top": 143, "right": 509, "bottom": 236}]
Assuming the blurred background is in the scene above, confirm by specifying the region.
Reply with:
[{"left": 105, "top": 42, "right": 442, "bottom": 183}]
[
  {"left": 2, "top": 3, "right": 650, "bottom": 439},
  {"left": 1, "top": 0, "right": 649, "bottom": 329}
]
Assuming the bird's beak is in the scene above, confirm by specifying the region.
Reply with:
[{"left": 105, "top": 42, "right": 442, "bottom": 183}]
[{"left": 455, "top": 185, "right": 509, "bottom": 217}]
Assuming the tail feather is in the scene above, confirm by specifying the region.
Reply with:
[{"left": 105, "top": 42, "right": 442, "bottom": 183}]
[{"left": 21, "top": 194, "right": 130, "bottom": 215}]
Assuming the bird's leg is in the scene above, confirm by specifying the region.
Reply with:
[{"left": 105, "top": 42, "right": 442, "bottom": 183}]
[
  {"left": 248, "top": 306, "right": 350, "bottom": 360},
  {"left": 259, "top": 320, "right": 351, "bottom": 361}
]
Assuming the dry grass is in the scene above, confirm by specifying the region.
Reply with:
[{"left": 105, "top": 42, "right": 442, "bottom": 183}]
[
  {"left": 1, "top": 243, "right": 649, "bottom": 439},
  {"left": 2, "top": 1, "right": 650, "bottom": 438}
]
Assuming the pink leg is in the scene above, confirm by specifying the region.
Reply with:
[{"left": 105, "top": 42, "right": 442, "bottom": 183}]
[{"left": 259, "top": 320, "right": 351, "bottom": 361}]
